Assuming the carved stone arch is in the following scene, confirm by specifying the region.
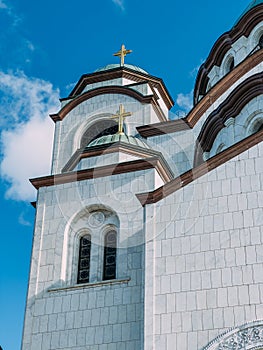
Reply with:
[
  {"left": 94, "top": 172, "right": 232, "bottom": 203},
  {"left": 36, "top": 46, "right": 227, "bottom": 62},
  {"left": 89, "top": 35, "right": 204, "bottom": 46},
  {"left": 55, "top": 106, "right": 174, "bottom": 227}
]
[
  {"left": 72, "top": 113, "right": 117, "bottom": 151},
  {"left": 80, "top": 118, "right": 118, "bottom": 148},
  {"left": 62, "top": 204, "right": 119, "bottom": 285},
  {"left": 245, "top": 110, "right": 263, "bottom": 137},
  {"left": 62, "top": 113, "right": 119, "bottom": 172},
  {"left": 50, "top": 85, "right": 155, "bottom": 122},
  {"left": 202, "top": 320, "right": 263, "bottom": 350},
  {"left": 216, "top": 143, "right": 226, "bottom": 154},
  {"left": 194, "top": 72, "right": 263, "bottom": 166},
  {"left": 193, "top": 3, "right": 263, "bottom": 105},
  {"left": 248, "top": 21, "right": 263, "bottom": 52},
  {"left": 223, "top": 54, "right": 235, "bottom": 75}
]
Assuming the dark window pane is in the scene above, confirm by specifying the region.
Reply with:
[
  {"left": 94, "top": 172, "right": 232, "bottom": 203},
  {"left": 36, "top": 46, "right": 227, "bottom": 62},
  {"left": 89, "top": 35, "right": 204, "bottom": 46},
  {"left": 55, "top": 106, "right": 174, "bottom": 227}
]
[
  {"left": 103, "top": 231, "right": 117, "bottom": 281},
  {"left": 77, "top": 234, "right": 91, "bottom": 284},
  {"left": 81, "top": 120, "right": 118, "bottom": 147}
]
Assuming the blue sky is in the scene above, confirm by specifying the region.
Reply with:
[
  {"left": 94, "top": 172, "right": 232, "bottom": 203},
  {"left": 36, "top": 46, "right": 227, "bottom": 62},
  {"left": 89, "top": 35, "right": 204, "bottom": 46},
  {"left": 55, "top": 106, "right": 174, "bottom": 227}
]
[{"left": 0, "top": 0, "right": 250, "bottom": 349}]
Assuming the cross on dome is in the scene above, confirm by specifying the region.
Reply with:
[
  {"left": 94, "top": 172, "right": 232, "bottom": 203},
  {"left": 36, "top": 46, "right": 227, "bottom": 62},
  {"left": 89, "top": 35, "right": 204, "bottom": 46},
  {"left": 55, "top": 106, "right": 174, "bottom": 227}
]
[
  {"left": 113, "top": 44, "right": 132, "bottom": 66},
  {"left": 111, "top": 104, "right": 132, "bottom": 134}
]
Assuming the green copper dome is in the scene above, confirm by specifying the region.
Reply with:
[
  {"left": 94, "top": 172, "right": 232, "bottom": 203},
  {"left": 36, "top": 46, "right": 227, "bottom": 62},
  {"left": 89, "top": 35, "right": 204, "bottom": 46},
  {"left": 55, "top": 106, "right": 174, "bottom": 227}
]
[
  {"left": 95, "top": 64, "right": 148, "bottom": 75},
  {"left": 234, "top": 0, "right": 263, "bottom": 26},
  {"left": 87, "top": 133, "right": 150, "bottom": 149}
]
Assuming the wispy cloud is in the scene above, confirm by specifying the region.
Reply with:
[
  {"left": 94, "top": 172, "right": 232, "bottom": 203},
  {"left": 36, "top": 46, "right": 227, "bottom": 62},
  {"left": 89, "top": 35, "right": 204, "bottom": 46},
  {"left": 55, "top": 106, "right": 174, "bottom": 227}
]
[
  {"left": 18, "top": 212, "right": 32, "bottom": 226},
  {"left": 112, "top": 0, "right": 125, "bottom": 11},
  {"left": 176, "top": 90, "right": 193, "bottom": 113},
  {"left": 0, "top": 0, "right": 7, "bottom": 9},
  {"left": 0, "top": 70, "right": 60, "bottom": 201}
]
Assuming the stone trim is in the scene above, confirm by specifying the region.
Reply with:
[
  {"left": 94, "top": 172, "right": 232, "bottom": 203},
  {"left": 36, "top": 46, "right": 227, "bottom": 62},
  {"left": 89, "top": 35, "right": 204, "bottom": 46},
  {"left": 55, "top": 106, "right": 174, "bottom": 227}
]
[
  {"left": 135, "top": 49, "right": 263, "bottom": 138},
  {"left": 194, "top": 71, "right": 263, "bottom": 166},
  {"left": 48, "top": 278, "right": 131, "bottom": 293},
  {"left": 30, "top": 156, "right": 173, "bottom": 189},
  {"left": 189, "top": 49, "right": 263, "bottom": 126},
  {"left": 136, "top": 128, "right": 263, "bottom": 206},
  {"left": 62, "top": 141, "right": 174, "bottom": 180},
  {"left": 50, "top": 86, "right": 162, "bottom": 122},
  {"left": 67, "top": 66, "right": 174, "bottom": 109},
  {"left": 136, "top": 118, "right": 191, "bottom": 138},
  {"left": 194, "top": 4, "right": 263, "bottom": 104},
  {"left": 202, "top": 320, "right": 263, "bottom": 350}
]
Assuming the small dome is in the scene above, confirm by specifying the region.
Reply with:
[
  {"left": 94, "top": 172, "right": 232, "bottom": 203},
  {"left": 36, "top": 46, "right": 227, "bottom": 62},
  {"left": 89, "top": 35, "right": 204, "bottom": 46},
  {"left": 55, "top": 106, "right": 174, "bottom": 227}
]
[
  {"left": 95, "top": 63, "right": 148, "bottom": 75},
  {"left": 87, "top": 133, "right": 150, "bottom": 149}
]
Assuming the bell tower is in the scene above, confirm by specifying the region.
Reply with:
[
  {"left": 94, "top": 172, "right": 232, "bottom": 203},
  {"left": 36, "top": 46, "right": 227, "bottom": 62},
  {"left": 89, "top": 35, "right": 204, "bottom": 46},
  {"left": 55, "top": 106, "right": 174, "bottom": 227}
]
[{"left": 21, "top": 47, "right": 174, "bottom": 350}]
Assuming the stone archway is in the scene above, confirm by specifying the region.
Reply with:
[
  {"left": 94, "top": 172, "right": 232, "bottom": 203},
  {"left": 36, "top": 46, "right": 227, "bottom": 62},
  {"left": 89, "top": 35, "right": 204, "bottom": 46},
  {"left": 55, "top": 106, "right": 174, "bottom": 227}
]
[{"left": 202, "top": 320, "right": 263, "bottom": 350}]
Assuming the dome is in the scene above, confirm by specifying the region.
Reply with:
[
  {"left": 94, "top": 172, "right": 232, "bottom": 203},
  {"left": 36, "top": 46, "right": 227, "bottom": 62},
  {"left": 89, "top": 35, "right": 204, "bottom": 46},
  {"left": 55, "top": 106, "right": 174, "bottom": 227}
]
[
  {"left": 87, "top": 133, "right": 150, "bottom": 149},
  {"left": 95, "top": 63, "right": 148, "bottom": 75},
  {"left": 234, "top": 0, "right": 263, "bottom": 26}
]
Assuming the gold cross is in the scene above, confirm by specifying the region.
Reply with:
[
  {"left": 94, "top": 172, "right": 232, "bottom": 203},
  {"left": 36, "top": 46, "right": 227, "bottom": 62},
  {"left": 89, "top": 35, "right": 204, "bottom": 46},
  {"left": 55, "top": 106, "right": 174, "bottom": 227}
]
[
  {"left": 113, "top": 44, "right": 132, "bottom": 66},
  {"left": 111, "top": 104, "right": 132, "bottom": 134}
]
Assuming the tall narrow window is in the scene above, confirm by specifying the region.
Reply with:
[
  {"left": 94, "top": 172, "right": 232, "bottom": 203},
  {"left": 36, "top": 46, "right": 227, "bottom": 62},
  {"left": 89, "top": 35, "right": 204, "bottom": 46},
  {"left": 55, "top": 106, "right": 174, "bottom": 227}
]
[
  {"left": 77, "top": 234, "right": 91, "bottom": 284},
  {"left": 103, "top": 230, "right": 117, "bottom": 280}
]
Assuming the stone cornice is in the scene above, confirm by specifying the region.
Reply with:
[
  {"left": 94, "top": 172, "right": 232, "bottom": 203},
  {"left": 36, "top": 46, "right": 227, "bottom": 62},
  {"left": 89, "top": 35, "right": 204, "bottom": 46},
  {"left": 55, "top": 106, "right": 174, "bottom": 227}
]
[
  {"left": 136, "top": 128, "right": 263, "bottom": 206},
  {"left": 135, "top": 49, "right": 263, "bottom": 138},
  {"left": 136, "top": 118, "right": 191, "bottom": 138},
  {"left": 189, "top": 48, "right": 263, "bottom": 127},
  {"left": 50, "top": 86, "right": 162, "bottom": 122},
  {"left": 30, "top": 156, "right": 173, "bottom": 190},
  {"left": 62, "top": 141, "right": 174, "bottom": 180},
  {"left": 194, "top": 4, "right": 263, "bottom": 104},
  {"left": 67, "top": 66, "right": 174, "bottom": 109},
  {"left": 194, "top": 71, "right": 263, "bottom": 166}
]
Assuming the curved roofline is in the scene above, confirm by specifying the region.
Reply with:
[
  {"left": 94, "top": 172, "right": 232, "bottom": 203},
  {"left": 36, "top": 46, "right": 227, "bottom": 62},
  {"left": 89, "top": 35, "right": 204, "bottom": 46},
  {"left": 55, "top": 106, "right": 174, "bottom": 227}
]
[
  {"left": 135, "top": 48, "right": 263, "bottom": 138},
  {"left": 87, "top": 134, "right": 150, "bottom": 149},
  {"left": 194, "top": 3, "right": 263, "bottom": 105},
  {"left": 65, "top": 65, "right": 174, "bottom": 109},
  {"left": 194, "top": 71, "right": 263, "bottom": 166},
  {"left": 95, "top": 63, "right": 149, "bottom": 75},
  {"left": 50, "top": 85, "right": 156, "bottom": 122}
]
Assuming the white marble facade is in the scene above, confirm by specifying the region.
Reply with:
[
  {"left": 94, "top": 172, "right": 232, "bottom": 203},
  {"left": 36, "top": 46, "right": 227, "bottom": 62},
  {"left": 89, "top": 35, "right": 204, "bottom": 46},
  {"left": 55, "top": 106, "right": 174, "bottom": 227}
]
[{"left": 22, "top": 3, "right": 263, "bottom": 350}]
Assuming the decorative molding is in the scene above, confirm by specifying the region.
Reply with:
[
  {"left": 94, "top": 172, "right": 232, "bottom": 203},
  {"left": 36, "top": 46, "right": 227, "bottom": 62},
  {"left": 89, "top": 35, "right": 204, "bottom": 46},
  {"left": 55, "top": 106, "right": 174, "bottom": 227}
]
[
  {"left": 194, "top": 72, "right": 263, "bottom": 166},
  {"left": 136, "top": 118, "right": 191, "bottom": 138},
  {"left": 136, "top": 128, "right": 263, "bottom": 206},
  {"left": 67, "top": 66, "right": 174, "bottom": 109},
  {"left": 194, "top": 4, "right": 263, "bottom": 104},
  {"left": 224, "top": 117, "right": 235, "bottom": 127},
  {"left": 202, "top": 320, "right": 263, "bottom": 350},
  {"left": 62, "top": 141, "right": 174, "bottom": 180},
  {"left": 48, "top": 278, "right": 131, "bottom": 293},
  {"left": 135, "top": 49, "right": 263, "bottom": 138},
  {"left": 189, "top": 49, "right": 263, "bottom": 127},
  {"left": 50, "top": 86, "right": 160, "bottom": 122},
  {"left": 30, "top": 156, "right": 173, "bottom": 190}
]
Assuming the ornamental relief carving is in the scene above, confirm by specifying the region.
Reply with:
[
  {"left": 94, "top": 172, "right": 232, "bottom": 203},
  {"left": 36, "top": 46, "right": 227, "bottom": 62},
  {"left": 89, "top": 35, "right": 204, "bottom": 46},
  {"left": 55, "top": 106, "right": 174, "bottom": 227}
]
[{"left": 203, "top": 322, "right": 263, "bottom": 350}]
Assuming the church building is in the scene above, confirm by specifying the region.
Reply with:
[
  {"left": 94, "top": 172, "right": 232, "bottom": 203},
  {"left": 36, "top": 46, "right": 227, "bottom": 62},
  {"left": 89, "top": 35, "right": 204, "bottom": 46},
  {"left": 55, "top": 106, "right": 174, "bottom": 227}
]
[{"left": 22, "top": 1, "right": 263, "bottom": 349}]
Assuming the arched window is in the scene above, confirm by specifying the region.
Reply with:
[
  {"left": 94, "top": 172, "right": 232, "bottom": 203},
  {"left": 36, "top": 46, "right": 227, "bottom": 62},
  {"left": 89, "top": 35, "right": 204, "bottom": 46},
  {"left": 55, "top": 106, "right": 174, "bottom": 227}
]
[
  {"left": 247, "top": 118, "right": 263, "bottom": 136},
  {"left": 103, "top": 230, "right": 117, "bottom": 280},
  {"left": 253, "top": 121, "right": 263, "bottom": 133},
  {"left": 77, "top": 234, "right": 91, "bottom": 284},
  {"left": 80, "top": 119, "right": 118, "bottom": 148},
  {"left": 225, "top": 56, "right": 234, "bottom": 74}
]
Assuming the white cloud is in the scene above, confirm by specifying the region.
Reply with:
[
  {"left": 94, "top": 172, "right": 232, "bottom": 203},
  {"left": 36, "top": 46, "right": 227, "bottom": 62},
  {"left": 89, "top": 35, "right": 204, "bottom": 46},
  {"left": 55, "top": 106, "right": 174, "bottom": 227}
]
[
  {"left": 0, "top": 0, "right": 7, "bottom": 9},
  {"left": 18, "top": 212, "right": 32, "bottom": 226},
  {"left": 112, "top": 0, "right": 125, "bottom": 11},
  {"left": 0, "top": 71, "right": 60, "bottom": 201},
  {"left": 176, "top": 90, "right": 193, "bottom": 113}
]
